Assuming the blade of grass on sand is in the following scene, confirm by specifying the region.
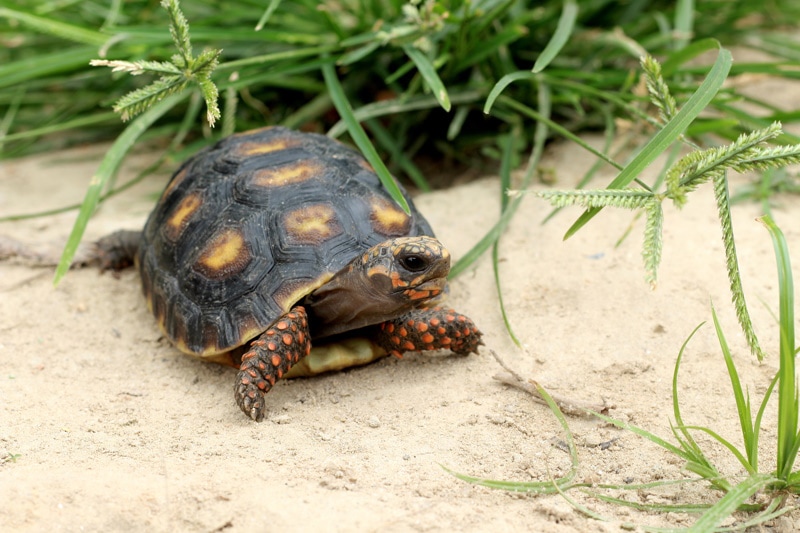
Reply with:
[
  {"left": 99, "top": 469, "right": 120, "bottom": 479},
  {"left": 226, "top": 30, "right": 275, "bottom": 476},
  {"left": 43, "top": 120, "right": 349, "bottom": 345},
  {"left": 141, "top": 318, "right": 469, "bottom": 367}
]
[
  {"left": 687, "top": 474, "right": 773, "bottom": 532},
  {"left": 321, "top": 60, "right": 409, "bottom": 213},
  {"left": 53, "top": 93, "right": 188, "bottom": 285},
  {"left": 492, "top": 133, "right": 521, "bottom": 346},
  {"left": 711, "top": 305, "right": 762, "bottom": 470},
  {"left": 758, "top": 215, "right": 798, "bottom": 479},
  {"left": 443, "top": 382, "right": 579, "bottom": 493},
  {"left": 531, "top": 0, "right": 578, "bottom": 73},
  {"left": 563, "top": 45, "right": 732, "bottom": 240}
]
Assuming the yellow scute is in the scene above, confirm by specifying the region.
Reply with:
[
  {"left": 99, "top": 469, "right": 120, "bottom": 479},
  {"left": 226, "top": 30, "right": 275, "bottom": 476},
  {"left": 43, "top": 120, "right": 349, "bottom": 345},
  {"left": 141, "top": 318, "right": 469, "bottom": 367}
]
[
  {"left": 195, "top": 228, "right": 251, "bottom": 278},
  {"left": 284, "top": 204, "right": 342, "bottom": 244},
  {"left": 251, "top": 160, "right": 322, "bottom": 188}
]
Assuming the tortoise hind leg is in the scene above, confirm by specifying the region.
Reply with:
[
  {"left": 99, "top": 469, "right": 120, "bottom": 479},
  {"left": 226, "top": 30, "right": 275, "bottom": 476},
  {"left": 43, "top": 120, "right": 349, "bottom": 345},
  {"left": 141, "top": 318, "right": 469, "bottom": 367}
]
[
  {"left": 234, "top": 306, "right": 312, "bottom": 422},
  {"left": 0, "top": 229, "right": 140, "bottom": 270},
  {"left": 93, "top": 230, "right": 141, "bottom": 271}
]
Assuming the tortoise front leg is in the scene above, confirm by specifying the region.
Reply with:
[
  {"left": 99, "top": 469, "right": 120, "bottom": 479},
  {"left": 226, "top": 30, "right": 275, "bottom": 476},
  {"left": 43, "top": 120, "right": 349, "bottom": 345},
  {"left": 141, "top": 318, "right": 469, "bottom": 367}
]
[
  {"left": 234, "top": 306, "right": 312, "bottom": 422},
  {"left": 375, "top": 306, "right": 482, "bottom": 358}
]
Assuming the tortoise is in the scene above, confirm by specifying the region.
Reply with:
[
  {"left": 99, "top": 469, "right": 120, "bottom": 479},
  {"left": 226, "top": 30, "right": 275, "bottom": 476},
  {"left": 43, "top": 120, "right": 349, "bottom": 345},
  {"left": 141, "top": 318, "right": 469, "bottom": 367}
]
[{"left": 97, "top": 126, "right": 482, "bottom": 421}]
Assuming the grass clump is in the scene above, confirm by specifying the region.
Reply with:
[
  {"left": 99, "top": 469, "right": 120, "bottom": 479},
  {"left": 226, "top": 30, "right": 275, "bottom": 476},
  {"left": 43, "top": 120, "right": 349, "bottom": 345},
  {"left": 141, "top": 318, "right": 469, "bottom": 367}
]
[{"left": 452, "top": 215, "right": 800, "bottom": 530}]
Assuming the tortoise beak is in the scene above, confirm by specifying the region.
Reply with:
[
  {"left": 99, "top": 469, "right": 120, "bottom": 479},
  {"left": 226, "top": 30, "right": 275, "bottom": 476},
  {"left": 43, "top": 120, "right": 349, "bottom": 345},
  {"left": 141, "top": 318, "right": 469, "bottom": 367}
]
[{"left": 403, "top": 277, "right": 447, "bottom": 301}]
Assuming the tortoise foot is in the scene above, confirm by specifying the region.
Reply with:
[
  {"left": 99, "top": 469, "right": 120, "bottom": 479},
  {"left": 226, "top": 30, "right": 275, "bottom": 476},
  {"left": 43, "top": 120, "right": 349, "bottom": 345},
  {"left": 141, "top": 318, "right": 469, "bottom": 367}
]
[
  {"left": 234, "top": 306, "right": 312, "bottom": 422},
  {"left": 375, "top": 306, "right": 483, "bottom": 358}
]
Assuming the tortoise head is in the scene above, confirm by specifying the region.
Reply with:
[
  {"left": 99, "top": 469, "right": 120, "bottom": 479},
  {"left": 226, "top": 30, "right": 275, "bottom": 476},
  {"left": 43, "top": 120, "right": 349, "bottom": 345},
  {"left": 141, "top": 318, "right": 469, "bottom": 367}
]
[{"left": 304, "top": 236, "right": 450, "bottom": 338}]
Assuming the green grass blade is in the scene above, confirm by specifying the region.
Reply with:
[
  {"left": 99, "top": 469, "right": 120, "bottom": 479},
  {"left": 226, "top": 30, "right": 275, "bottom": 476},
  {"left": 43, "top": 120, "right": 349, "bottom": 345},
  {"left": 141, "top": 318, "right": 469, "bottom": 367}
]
[
  {"left": 484, "top": 71, "right": 537, "bottom": 114},
  {"left": 497, "top": 96, "right": 622, "bottom": 170},
  {"left": 364, "top": 118, "right": 430, "bottom": 192},
  {"left": 758, "top": 215, "right": 798, "bottom": 479},
  {"left": 687, "top": 474, "right": 773, "bottom": 532},
  {"left": 321, "top": 60, "right": 409, "bottom": 213},
  {"left": 493, "top": 133, "right": 520, "bottom": 346},
  {"left": 441, "top": 468, "right": 572, "bottom": 493},
  {"left": 563, "top": 45, "right": 732, "bottom": 240},
  {"left": 328, "top": 90, "right": 484, "bottom": 138},
  {"left": 672, "top": 322, "right": 706, "bottom": 448},
  {"left": 711, "top": 306, "right": 756, "bottom": 464},
  {"left": 589, "top": 410, "right": 690, "bottom": 459},
  {"left": 0, "top": 6, "right": 108, "bottom": 46},
  {"left": 254, "top": 0, "right": 282, "bottom": 31},
  {"left": 402, "top": 45, "right": 451, "bottom": 112},
  {"left": 531, "top": 0, "right": 578, "bottom": 73},
  {"left": 673, "top": 0, "right": 695, "bottom": 50},
  {"left": 682, "top": 425, "right": 754, "bottom": 474},
  {"left": 0, "top": 47, "right": 98, "bottom": 90},
  {"left": 53, "top": 92, "right": 188, "bottom": 285},
  {"left": 661, "top": 38, "right": 723, "bottom": 76},
  {"left": 723, "top": 497, "right": 793, "bottom": 531},
  {"left": 337, "top": 41, "right": 381, "bottom": 66},
  {"left": 752, "top": 372, "right": 779, "bottom": 470},
  {"left": 444, "top": 380, "right": 581, "bottom": 494},
  {"left": 587, "top": 490, "right": 710, "bottom": 514},
  {"left": 452, "top": 24, "right": 527, "bottom": 72}
]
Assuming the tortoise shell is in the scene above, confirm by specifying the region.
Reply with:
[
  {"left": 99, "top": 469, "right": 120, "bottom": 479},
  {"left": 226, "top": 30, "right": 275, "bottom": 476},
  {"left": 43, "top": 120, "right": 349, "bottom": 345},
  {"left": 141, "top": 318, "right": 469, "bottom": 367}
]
[{"left": 137, "top": 127, "right": 434, "bottom": 358}]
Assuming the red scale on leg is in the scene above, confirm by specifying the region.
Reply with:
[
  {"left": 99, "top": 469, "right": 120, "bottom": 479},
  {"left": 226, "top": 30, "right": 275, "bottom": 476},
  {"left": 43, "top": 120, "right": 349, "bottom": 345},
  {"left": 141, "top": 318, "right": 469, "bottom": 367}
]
[
  {"left": 375, "top": 306, "right": 482, "bottom": 358},
  {"left": 234, "top": 305, "right": 312, "bottom": 422}
]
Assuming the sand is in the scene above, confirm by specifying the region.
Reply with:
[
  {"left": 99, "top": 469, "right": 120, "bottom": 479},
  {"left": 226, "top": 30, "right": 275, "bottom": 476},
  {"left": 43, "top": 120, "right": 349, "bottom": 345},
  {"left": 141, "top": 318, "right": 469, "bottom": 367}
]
[{"left": 1, "top": 126, "right": 799, "bottom": 532}]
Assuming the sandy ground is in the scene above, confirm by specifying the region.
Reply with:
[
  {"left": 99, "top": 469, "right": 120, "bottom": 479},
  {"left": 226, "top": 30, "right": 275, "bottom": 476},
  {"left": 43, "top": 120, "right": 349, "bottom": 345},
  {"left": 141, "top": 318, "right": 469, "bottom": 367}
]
[{"left": 1, "top": 125, "right": 799, "bottom": 532}]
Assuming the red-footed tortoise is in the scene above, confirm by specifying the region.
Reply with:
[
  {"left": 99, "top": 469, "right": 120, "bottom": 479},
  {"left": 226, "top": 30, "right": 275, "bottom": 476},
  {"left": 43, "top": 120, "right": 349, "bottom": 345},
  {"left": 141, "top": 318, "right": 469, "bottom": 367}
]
[{"left": 98, "top": 127, "right": 482, "bottom": 421}]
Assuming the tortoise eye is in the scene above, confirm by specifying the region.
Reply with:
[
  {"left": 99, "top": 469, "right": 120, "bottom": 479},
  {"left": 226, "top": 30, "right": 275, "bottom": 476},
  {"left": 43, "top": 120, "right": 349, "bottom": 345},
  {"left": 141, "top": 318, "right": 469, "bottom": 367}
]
[{"left": 399, "top": 254, "right": 428, "bottom": 272}]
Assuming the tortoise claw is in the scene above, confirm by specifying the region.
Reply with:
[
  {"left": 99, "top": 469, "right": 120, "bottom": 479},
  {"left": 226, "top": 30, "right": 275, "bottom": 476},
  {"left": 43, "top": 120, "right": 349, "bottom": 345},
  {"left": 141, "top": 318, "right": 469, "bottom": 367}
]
[{"left": 234, "top": 382, "right": 267, "bottom": 422}]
